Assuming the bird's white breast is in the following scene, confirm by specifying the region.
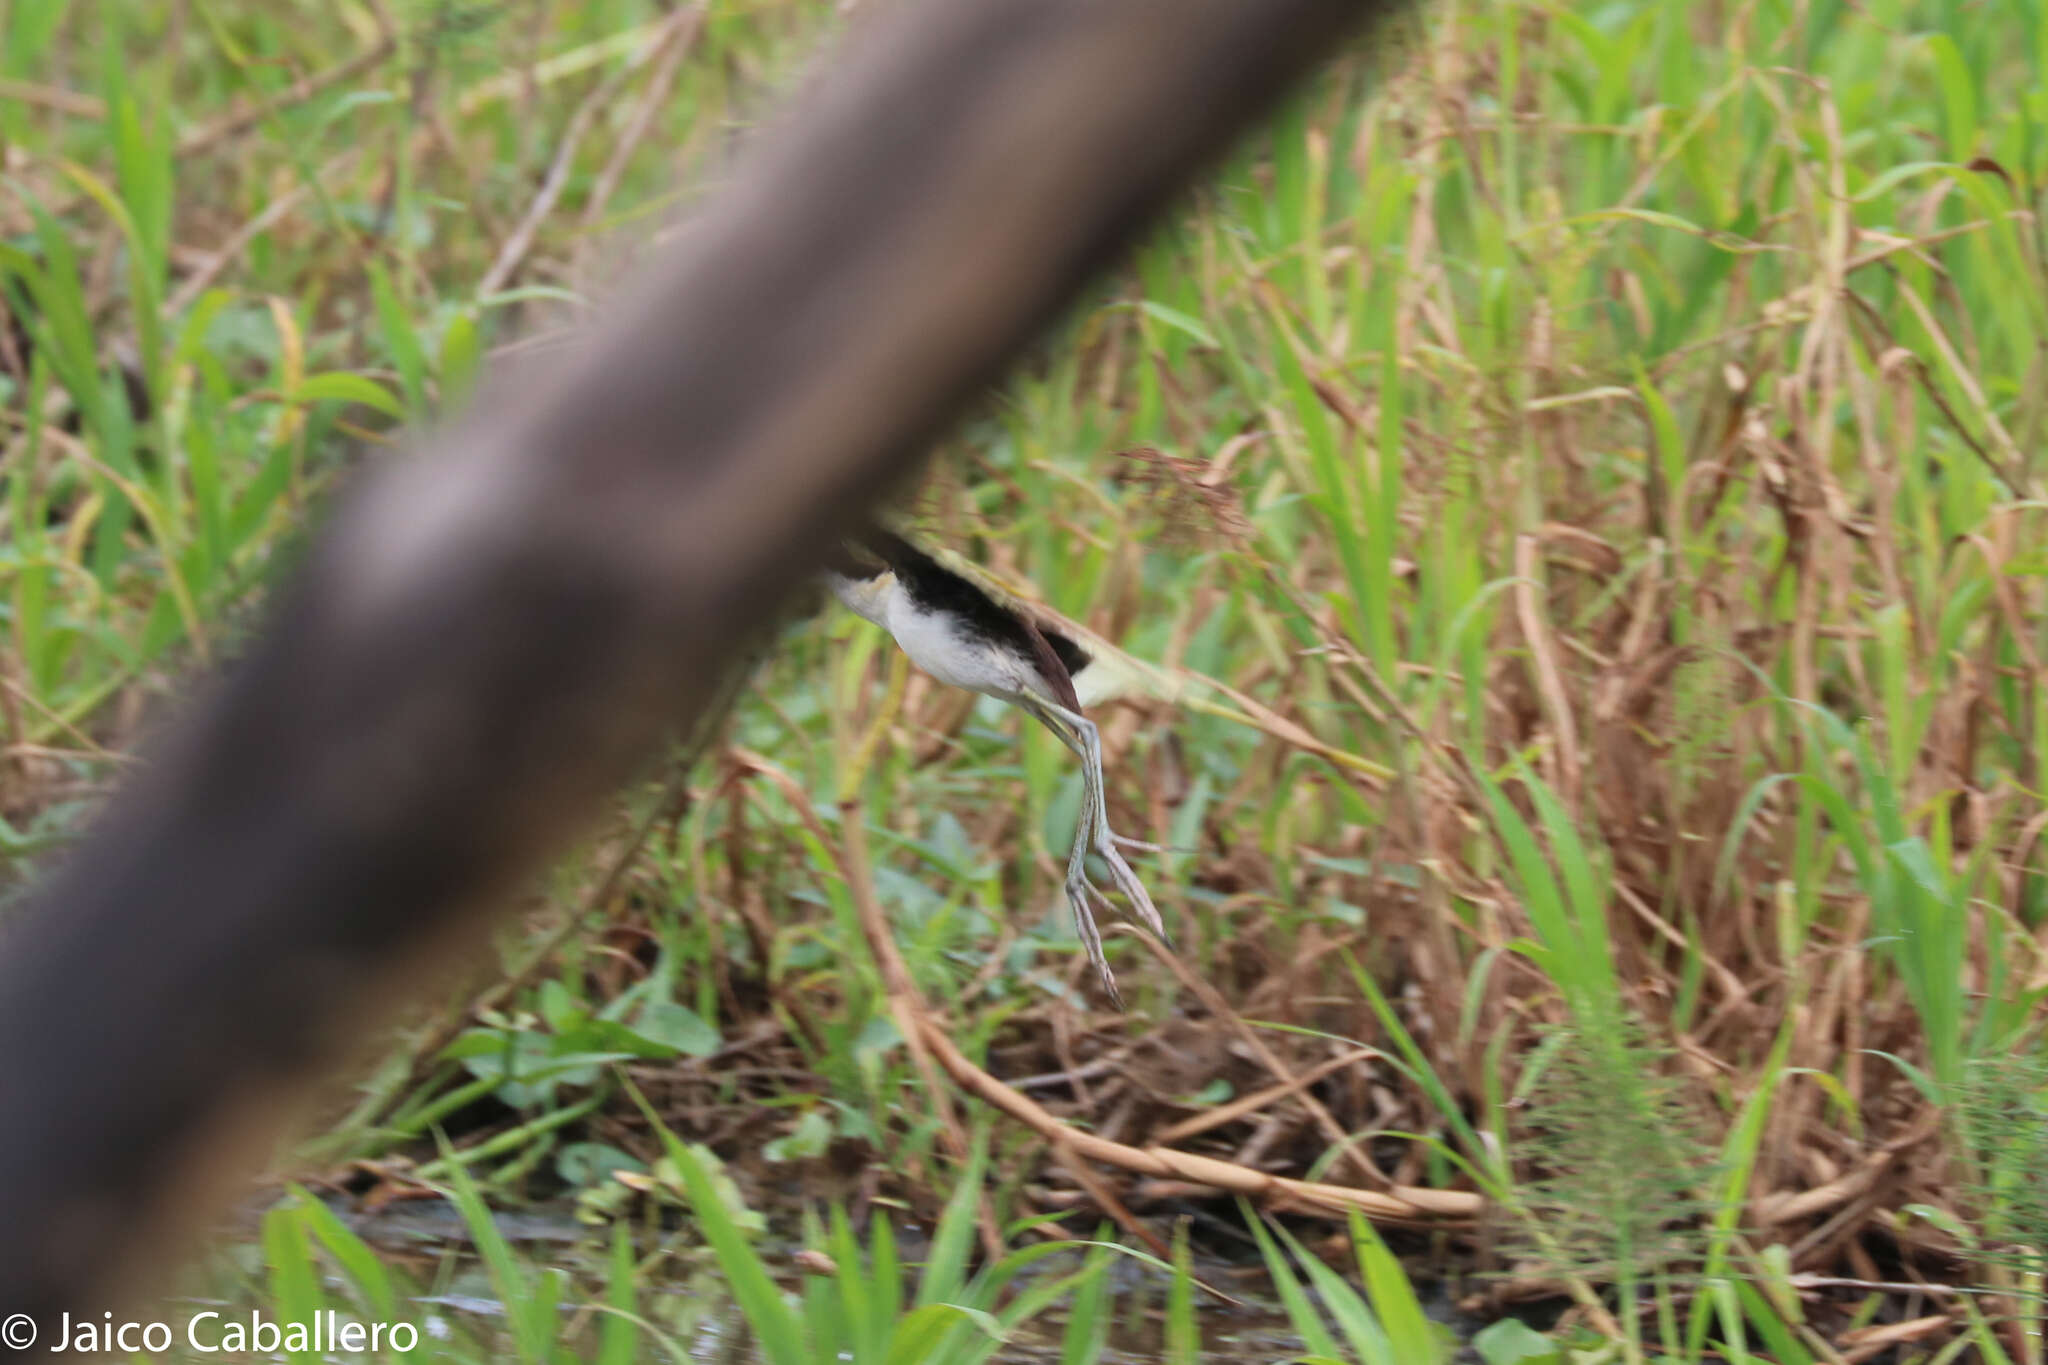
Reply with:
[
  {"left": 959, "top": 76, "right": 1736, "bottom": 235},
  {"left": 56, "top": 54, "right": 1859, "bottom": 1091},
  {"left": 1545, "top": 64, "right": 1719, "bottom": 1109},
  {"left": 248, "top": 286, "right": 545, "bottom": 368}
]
[{"left": 886, "top": 593, "right": 1036, "bottom": 702}]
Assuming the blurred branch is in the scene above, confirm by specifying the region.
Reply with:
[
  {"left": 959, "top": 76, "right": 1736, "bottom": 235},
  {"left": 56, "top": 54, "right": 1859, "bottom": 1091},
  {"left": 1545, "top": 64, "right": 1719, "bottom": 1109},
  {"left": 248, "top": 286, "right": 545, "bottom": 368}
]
[{"left": 0, "top": 0, "right": 1412, "bottom": 1331}]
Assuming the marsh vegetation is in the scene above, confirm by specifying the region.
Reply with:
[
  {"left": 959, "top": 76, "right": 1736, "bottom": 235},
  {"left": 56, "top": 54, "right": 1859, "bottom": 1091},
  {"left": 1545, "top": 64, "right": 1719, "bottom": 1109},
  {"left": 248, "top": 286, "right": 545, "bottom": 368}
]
[{"left": 2, "top": 0, "right": 2044, "bottom": 1359}]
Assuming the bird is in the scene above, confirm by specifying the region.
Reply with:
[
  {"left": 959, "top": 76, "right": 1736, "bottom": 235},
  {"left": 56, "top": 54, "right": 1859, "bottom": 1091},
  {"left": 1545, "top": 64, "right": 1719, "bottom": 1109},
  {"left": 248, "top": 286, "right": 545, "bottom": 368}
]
[{"left": 822, "top": 527, "right": 1168, "bottom": 1006}]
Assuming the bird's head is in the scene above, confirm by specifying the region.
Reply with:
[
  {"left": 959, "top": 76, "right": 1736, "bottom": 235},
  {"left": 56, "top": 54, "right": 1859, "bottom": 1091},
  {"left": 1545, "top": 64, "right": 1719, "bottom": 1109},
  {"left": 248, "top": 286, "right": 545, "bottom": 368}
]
[{"left": 822, "top": 541, "right": 895, "bottom": 627}]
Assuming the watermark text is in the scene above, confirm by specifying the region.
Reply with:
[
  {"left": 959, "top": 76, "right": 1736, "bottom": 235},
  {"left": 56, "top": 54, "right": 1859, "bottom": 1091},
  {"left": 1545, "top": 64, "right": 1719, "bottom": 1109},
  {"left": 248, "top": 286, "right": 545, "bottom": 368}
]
[{"left": 2, "top": 1310, "right": 421, "bottom": 1354}]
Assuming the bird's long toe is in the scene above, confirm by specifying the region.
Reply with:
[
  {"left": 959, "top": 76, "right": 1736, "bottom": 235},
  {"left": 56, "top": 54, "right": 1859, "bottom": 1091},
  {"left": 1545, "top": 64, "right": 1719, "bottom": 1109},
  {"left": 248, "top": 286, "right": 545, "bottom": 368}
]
[
  {"left": 1110, "top": 833, "right": 1182, "bottom": 854},
  {"left": 1099, "top": 841, "right": 1171, "bottom": 946},
  {"left": 1064, "top": 873, "right": 1123, "bottom": 1009}
]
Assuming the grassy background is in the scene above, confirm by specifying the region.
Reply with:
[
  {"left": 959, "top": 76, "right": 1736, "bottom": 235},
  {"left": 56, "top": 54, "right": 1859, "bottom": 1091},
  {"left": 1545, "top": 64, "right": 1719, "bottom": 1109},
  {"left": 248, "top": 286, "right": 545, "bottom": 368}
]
[{"left": 4, "top": 0, "right": 2046, "bottom": 1359}]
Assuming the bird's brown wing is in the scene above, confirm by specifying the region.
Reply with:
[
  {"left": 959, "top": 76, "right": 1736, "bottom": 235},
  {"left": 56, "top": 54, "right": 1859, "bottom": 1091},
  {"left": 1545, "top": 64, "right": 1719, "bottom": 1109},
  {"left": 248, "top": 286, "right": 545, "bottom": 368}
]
[{"left": 1022, "top": 618, "right": 1084, "bottom": 714}]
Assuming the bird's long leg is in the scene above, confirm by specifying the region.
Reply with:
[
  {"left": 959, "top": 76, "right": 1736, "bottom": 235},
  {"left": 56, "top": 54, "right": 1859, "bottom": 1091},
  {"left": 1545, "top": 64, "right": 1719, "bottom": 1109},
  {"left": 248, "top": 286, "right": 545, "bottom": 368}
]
[
  {"left": 1030, "top": 700, "right": 1170, "bottom": 946},
  {"left": 1062, "top": 728, "right": 1121, "bottom": 1007},
  {"left": 1023, "top": 702, "right": 1123, "bottom": 1005}
]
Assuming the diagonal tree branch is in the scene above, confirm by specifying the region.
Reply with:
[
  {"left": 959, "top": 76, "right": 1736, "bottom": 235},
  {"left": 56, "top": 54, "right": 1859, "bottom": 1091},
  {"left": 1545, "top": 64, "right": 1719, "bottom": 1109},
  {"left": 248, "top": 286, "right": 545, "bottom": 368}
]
[{"left": 0, "top": 0, "right": 1414, "bottom": 1333}]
